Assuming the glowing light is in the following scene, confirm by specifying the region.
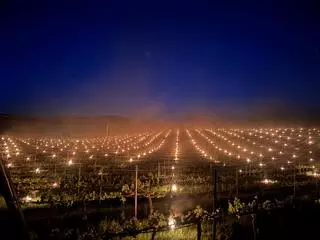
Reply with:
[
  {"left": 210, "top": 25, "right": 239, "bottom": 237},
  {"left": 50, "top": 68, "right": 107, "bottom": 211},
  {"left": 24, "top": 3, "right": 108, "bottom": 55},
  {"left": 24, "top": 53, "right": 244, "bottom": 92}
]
[
  {"left": 23, "top": 196, "right": 32, "bottom": 203},
  {"left": 168, "top": 216, "right": 176, "bottom": 230},
  {"left": 262, "top": 179, "right": 276, "bottom": 184},
  {"left": 171, "top": 184, "right": 177, "bottom": 192}
]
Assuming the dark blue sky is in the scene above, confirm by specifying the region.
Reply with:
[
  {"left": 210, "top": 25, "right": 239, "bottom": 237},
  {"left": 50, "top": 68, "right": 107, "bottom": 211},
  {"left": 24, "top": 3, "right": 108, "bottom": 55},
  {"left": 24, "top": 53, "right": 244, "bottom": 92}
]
[{"left": 1, "top": 1, "right": 319, "bottom": 117}]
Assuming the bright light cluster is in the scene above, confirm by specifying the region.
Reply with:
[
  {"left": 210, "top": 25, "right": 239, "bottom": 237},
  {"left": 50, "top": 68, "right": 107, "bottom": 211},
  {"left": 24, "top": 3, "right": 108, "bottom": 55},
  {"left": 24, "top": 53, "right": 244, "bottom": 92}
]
[
  {"left": 0, "top": 127, "right": 318, "bottom": 204},
  {"left": 186, "top": 129, "right": 215, "bottom": 161},
  {"left": 174, "top": 129, "right": 180, "bottom": 160},
  {"left": 181, "top": 127, "right": 320, "bottom": 167}
]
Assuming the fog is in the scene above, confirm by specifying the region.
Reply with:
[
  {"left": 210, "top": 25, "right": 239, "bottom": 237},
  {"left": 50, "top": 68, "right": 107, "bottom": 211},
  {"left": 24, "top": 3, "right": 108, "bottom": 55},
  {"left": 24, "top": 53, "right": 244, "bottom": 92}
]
[{"left": 1, "top": 101, "right": 319, "bottom": 137}]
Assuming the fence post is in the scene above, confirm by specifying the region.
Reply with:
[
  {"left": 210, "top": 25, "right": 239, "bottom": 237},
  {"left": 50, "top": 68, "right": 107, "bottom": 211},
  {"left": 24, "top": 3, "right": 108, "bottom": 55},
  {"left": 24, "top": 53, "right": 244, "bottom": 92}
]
[
  {"left": 236, "top": 168, "right": 239, "bottom": 197},
  {"left": 151, "top": 228, "right": 156, "bottom": 240},
  {"left": 135, "top": 165, "right": 138, "bottom": 219},
  {"left": 293, "top": 165, "right": 296, "bottom": 199},
  {"left": 212, "top": 168, "right": 217, "bottom": 240},
  {"left": 0, "top": 159, "right": 30, "bottom": 240},
  {"left": 158, "top": 162, "right": 160, "bottom": 185},
  {"left": 197, "top": 220, "right": 202, "bottom": 240}
]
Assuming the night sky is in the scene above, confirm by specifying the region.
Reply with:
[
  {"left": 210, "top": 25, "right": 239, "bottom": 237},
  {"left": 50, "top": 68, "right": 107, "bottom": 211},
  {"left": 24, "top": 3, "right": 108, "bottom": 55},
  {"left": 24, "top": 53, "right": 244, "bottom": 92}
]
[{"left": 1, "top": 1, "right": 319, "bottom": 117}]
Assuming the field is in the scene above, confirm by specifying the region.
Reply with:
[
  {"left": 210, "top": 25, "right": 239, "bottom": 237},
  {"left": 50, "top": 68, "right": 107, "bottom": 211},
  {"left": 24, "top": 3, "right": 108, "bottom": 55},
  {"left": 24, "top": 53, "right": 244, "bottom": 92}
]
[{"left": 1, "top": 127, "right": 320, "bottom": 239}]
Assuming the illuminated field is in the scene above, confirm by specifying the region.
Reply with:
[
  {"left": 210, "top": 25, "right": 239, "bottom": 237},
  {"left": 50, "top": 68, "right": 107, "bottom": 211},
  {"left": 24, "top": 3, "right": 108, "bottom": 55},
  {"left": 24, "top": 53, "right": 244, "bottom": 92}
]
[{"left": 1, "top": 127, "right": 320, "bottom": 204}]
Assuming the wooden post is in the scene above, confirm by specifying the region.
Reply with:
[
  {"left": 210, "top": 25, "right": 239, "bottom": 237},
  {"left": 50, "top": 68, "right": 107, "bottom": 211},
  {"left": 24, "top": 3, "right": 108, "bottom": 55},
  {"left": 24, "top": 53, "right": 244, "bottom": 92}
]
[
  {"left": 293, "top": 165, "right": 296, "bottom": 199},
  {"left": 0, "top": 159, "right": 30, "bottom": 240},
  {"left": 212, "top": 168, "right": 217, "bottom": 240},
  {"left": 106, "top": 123, "right": 109, "bottom": 140},
  {"left": 78, "top": 164, "right": 81, "bottom": 194},
  {"left": 316, "top": 176, "right": 318, "bottom": 197},
  {"left": 135, "top": 165, "right": 138, "bottom": 218},
  {"left": 99, "top": 173, "right": 102, "bottom": 205},
  {"left": 158, "top": 162, "right": 160, "bottom": 185},
  {"left": 236, "top": 168, "right": 239, "bottom": 197},
  {"left": 197, "top": 220, "right": 202, "bottom": 240}
]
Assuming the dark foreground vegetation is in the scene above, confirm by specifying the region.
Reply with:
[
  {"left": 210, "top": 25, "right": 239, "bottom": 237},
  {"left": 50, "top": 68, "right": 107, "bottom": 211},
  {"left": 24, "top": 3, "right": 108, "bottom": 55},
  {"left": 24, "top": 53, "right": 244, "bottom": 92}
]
[{"left": 2, "top": 195, "right": 320, "bottom": 240}]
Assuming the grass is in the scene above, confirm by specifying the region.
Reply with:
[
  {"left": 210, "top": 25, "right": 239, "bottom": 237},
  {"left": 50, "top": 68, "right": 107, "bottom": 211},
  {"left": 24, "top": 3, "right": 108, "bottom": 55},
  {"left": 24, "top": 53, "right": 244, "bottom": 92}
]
[{"left": 118, "top": 223, "right": 213, "bottom": 240}]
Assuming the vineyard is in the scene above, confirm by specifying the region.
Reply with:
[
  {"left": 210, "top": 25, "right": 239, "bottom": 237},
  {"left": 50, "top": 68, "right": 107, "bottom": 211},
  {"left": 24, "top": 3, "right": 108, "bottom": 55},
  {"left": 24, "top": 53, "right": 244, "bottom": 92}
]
[{"left": 1, "top": 127, "right": 320, "bottom": 239}]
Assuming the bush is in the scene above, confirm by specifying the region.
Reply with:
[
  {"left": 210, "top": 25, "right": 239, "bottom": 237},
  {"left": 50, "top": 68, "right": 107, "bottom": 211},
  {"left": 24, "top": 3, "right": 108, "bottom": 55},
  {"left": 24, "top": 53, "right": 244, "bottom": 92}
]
[
  {"left": 99, "top": 218, "right": 123, "bottom": 235},
  {"left": 0, "top": 196, "right": 7, "bottom": 208}
]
